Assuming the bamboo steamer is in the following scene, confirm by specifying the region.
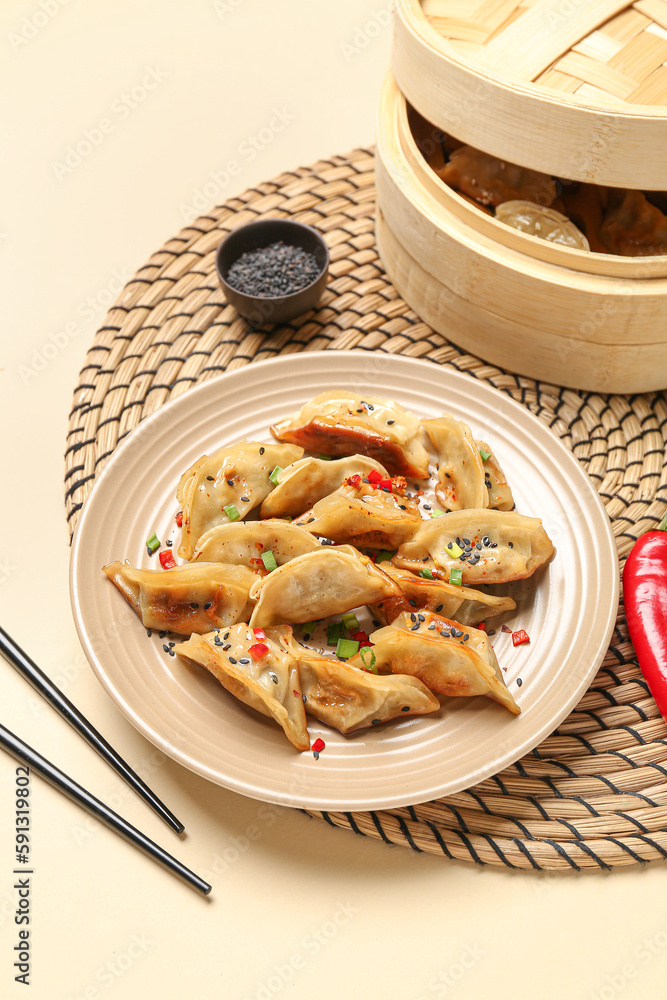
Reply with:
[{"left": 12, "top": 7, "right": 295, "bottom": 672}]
[
  {"left": 375, "top": 73, "right": 667, "bottom": 392},
  {"left": 392, "top": 0, "right": 667, "bottom": 188}
]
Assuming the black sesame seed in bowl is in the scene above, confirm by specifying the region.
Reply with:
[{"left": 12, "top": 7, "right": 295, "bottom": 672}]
[{"left": 215, "top": 218, "right": 329, "bottom": 326}]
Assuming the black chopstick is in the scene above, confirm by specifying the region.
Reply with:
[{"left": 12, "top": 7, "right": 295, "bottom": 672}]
[
  {"left": 0, "top": 723, "right": 211, "bottom": 896},
  {"left": 0, "top": 627, "right": 184, "bottom": 834}
]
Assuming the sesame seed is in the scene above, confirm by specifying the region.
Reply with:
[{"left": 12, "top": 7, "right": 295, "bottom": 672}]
[
  {"left": 159, "top": 631, "right": 167, "bottom": 638},
  {"left": 408, "top": 599, "right": 417, "bottom": 607},
  {"left": 223, "top": 632, "right": 230, "bottom": 640},
  {"left": 475, "top": 543, "right": 482, "bottom": 550},
  {"left": 423, "top": 504, "right": 432, "bottom": 511},
  {"left": 238, "top": 657, "right": 250, "bottom": 664},
  {"left": 271, "top": 674, "right": 279, "bottom": 684},
  {"left": 410, "top": 612, "right": 417, "bottom": 622},
  {"left": 417, "top": 614, "right": 425, "bottom": 621},
  {"left": 427, "top": 623, "right": 436, "bottom": 630},
  {"left": 508, "top": 541, "right": 514, "bottom": 548},
  {"left": 146, "top": 629, "right": 152, "bottom": 637},
  {"left": 214, "top": 636, "right": 222, "bottom": 646},
  {"left": 190, "top": 602, "right": 199, "bottom": 609},
  {"left": 371, "top": 719, "right": 382, "bottom": 725},
  {"left": 517, "top": 678, "right": 523, "bottom": 687},
  {"left": 463, "top": 633, "right": 469, "bottom": 640},
  {"left": 435, "top": 604, "right": 443, "bottom": 612},
  {"left": 387, "top": 419, "right": 395, "bottom": 425},
  {"left": 487, "top": 629, "right": 496, "bottom": 636},
  {"left": 168, "top": 648, "right": 175, "bottom": 656},
  {"left": 223, "top": 643, "right": 231, "bottom": 651},
  {"left": 206, "top": 475, "right": 214, "bottom": 481},
  {"left": 228, "top": 656, "right": 237, "bottom": 664},
  {"left": 401, "top": 706, "right": 411, "bottom": 712},
  {"left": 463, "top": 538, "right": 471, "bottom": 545},
  {"left": 226, "top": 478, "right": 234, "bottom": 486},
  {"left": 259, "top": 447, "right": 265, "bottom": 455},
  {"left": 399, "top": 504, "right": 407, "bottom": 510},
  {"left": 240, "top": 495, "right": 250, "bottom": 502},
  {"left": 302, "top": 694, "right": 307, "bottom": 703},
  {"left": 410, "top": 623, "right": 420, "bottom": 631},
  {"left": 169, "top": 641, "right": 175, "bottom": 647},
  {"left": 372, "top": 619, "right": 381, "bottom": 627},
  {"left": 162, "top": 643, "right": 170, "bottom": 652}
]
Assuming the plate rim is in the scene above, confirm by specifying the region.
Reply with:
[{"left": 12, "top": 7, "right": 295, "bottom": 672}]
[{"left": 69, "top": 350, "right": 619, "bottom": 810}]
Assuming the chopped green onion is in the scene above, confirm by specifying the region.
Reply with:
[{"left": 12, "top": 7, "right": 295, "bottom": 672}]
[
  {"left": 419, "top": 568, "right": 434, "bottom": 580},
  {"left": 447, "top": 542, "right": 463, "bottom": 559},
  {"left": 269, "top": 466, "right": 283, "bottom": 485},
  {"left": 359, "top": 647, "right": 377, "bottom": 673},
  {"left": 146, "top": 532, "right": 160, "bottom": 555},
  {"left": 430, "top": 509, "right": 445, "bottom": 518},
  {"left": 336, "top": 638, "right": 360, "bottom": 659},
  {"left": 375, "top": 549, "right": 396, "bottom": 563},
  {"left": 342, "top": 612, "right": 360, "bottom": 632},
  {"left": 261, "top": 550, "right": 277, "bottom": 572},
  {"left": 327, "top": 621, "right": 345, "bottom": 645},
  {"left": 318, "top": 454, "right": 333, "bottom": 461},
  {"left": 449, "top": 568, "right": 463, "bottom": 587},
  {"left": 659, "top": 513, "right": 667, "bottom": 531},
  {"left": 302, "top": 621, "right": 318, "bottom": 636},
  {"left": 224, "top": 503, "right": 241, "bottom": 521},
  {"left": 479, "top": 449, "right": 492, "bottom": 462}
]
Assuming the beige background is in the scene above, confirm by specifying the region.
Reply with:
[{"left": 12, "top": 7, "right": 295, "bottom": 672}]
[{"left": 1, "top": 2, "right": 666, "bottom": 998}]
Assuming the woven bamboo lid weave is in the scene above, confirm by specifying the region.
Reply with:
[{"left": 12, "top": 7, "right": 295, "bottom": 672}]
[
  {"left": 66, "top": 149, "right": 667, "bottom": 870},
  {"left": 392, "top": 0, "right": 667, "bottom": 186}
]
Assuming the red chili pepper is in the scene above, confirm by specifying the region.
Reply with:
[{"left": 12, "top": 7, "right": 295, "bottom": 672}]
[
  {"left": 347, "top": 474, "right": 362, "bottom": 488},
  {"left": 175, "top": 511, "right": 183, "bottom": 527},
  {"left": 159, "top": 550, "right": 176, "bottom": 570},
  {"left": 367, "top": 469, "right": 383, "bottom": 485},
  {"left": 378, "top": 478, "right": 393, "bottom": 492},
  {"left": 351, "top": 630, "right": 370, "bottom": 643},
  {"left": 477, "top": 622, "right": 487, "bottom": 632},
  {"left": 512, "top": 629, "right": 530, "bottom": 647},
  {"left": 252, "top": 628, "right": 267, "bottom": 641},
  {"left": 311, "top": 738, "right": 325, "bottom": 753},
  {"left": 623, "top": 515, "right": 667, "bottom": 720},
  {"left": 248, "top": 642, "right": 269, "bottom": 661}
]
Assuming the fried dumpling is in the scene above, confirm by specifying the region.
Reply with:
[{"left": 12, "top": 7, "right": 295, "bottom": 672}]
[
  {"left": 477, "top": 440, "right": 513, "bottom": 511},
  {"left": 174, "top": 626, "right": 309, "bottom": 750},
  {"left": 438, "top": 146, "right": 557, "bottom": 208},
  {"left": 393, "top": 509, "right": 554, "bottom": 584},
  {"left": 495, "top": 201, "right": 590, "bottom": 251},
  {"left": 176, "top": 440, "right": 303, "bottom": 559},
  {"left": 279, "top": 633, "right": 440, "bottom": 733},
  {"left": 270, "top": 391, "right": 430, "bottom": 478},
  {"left": 423, "top": 414, "right": 487, "bottom": 511},
  {"left": 297, "top": 475, "right": 422, "bottom": 548},
  {"left": 192, "top": 519, "right": 321, "bottom": 571},
  {"left": 370, "top": 563, "right": 516, "bottom": 626},
  {"left": 102, "top": 560, "right": 258, "bottom": 634},
  {"left": 248, "top": 545, "right": 401, "bottom": 627},
  {"left": 259, "top": 454, "right": 389, "bottom": 519},
  {"left": 349, "top": 611, "right": 519, "bottom": 715}
]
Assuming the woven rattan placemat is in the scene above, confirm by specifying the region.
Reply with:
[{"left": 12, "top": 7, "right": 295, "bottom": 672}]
[{"left": 65, "top": 148, "right": 667, "bottom": 871}]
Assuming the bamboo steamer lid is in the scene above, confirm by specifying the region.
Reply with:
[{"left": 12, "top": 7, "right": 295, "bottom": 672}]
[{"left": 393, "top": 0, "right": 667, "bottom": 187}]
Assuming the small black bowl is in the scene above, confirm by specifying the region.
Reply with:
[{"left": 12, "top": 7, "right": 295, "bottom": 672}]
[{"left": 215, "top": 219, "right": 329, "bottom": 325}]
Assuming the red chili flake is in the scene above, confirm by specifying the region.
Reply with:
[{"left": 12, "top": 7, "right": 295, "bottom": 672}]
[
  {"left": 253, "top": 627, "right": 267, "bottom": 641},
  {"left": 159, "top": 550, "right": 177, "bottom": 570},
  {"left": 512, "top": 629, "right": 530, "bottom": 647},
  {"left": 248, "top": 642, "right": 269, "bottom": 661},
  {"left": 175, "top": 511, "right": 183, "bottom": 527},
  {"left": 477, "top": 622, "right": 487, "bottom": 632},
  {"left": 351, "top": 630, "right": 370, "bottom": 644},
  {"left": 501, "top": 624, "right": 513, "bottom": 634},
  {"left": 378, "top": 478, "right": 393, "bottom": 492},
  {"left": 312, "top": 738, "right": 325, "bottom": 753},
  {"left": 367, "top": 469, "right": 383, "bottom": 485},
  {"left": 347, "top": 474, "right": 362, "bottom": 488},
  {"left": 293, "top": 690, "right": 300, "bottom": 698},
  {"left": 249, "top": 557, "right": 263, "bottom": 566}
]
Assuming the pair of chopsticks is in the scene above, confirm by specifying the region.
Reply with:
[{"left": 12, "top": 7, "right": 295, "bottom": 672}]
[{"left": 0, "top": 627, "right": 211, "bottom": 896}]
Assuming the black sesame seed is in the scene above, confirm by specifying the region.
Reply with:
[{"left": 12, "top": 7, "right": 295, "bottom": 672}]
[
  {"left": 423, "top": 504, "right": 432, "bottom": 511},
  {"left": 440, "top": 630, "right": 450, "bottom": 638},
  {"left": 271, "top": 674, "right": 279, "bottom": 684},
  {"left": 482, "top": 535, "right": 490, "bottom": 545},
  {"left": 387, "top": 419, "right": 395, "bottom": 425},
  {"left": 190, "top": 602, "right": 199, "bottom": 610},
  {"left": 169, "top": 641, "right": 175, "bottom": 647},
  {"left": 214, "top": 636, "right": 222, "bottom": 646},
  {"left": 508, "top": 541, "right": 514, "bottom": 548},
  {"left": 169, "top": 648, "right": 175, "bottom": 657},
  {"left": 159, "top": 631, "right": 167, "bottom": 638},
  {"left": 226, "top": 478, "right": 234, "bottom": 486},
  {"left": 410, "top": 612, "right": 417, "bottom": 622},
  {"left": 460, "top": 554, "right": 467, "bottom": 561},
  {"left": 238, "top": 657, "right": 250, "bottom": 664},
  {"left": 475, "top": 542, "right": 482, "bottom": 550},
  {"left": 408, "top": 599, "right": 417, "bottom": 608},
  {"left": 302, "top": 694, "right": 307, "bottom": 703},
  {"left": 399, "top": 504, "right": 407, "bottom": 510},
  {"left": 517, "top": 678, "right": 523, "bottom": 687},
  {"left": 206, "top": 475, "right": 214, "bottom": 481},
  {"left": 372, "top": 619, "right": 381, "bottom": 627},
  {"left": 410, "top": 623, "right": 420, "bottom": 631},
  {"left": 463, "top": 633, "right": 469, "bottom": 641},
  {"left": 427, "top": 622, "right": 436, "bottom": 630},
  {"left": 307, "top": 517, "right": 315, "bottom": 523},
  {"left": 313, "top": 750, "right": 320, "bottom": 759},
  {"left": 489, "top": 542, "right": 498, "bottom": 548},
  {"left": 228, "top": 656, "right": 237, "bottom": 664},
  {"left": 371, "top": 719, "right": 382, "bottom": 725},
  {"left": 223, "top": 632, "right": 230, "bottom": 640},
  {"left": 445, "top": 472, "right": 451, "bottom": 479},
  {"left": 259, "top": 447, "right": 265, "bottom": 455},
  {"left": 435, "top": 604, "right": 443, "bottom": 612},
  {"left": 162, "top": 643, "right": 170, "bottom": 652},
  {"left": 417, "top": 613, "right": 425, "bottom": 621},
  {"left": 226, "top": 241, "right": 320, "bottom": 298},
  {"left": 401, "top": 705, "right": 411, "bottom": 712},
  {"left": 240, "top": 496, "right": 250, "bottom": 502},
  {"left": 223, "top": 643, "right": 231, "bottom": 651},
  {"left": 146, "top": 629, "right": 152, "bottom": 637},
  {"left": 487, "top": 629, "right": 496, "bottom": 636},
  {"left": 463, "top": 538, "right": 471, "bottom": 545}
]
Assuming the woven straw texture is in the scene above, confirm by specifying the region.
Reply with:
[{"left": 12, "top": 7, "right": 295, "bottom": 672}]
[
  {"left": 65, "top": 148, "right": 667, "bottom": 870},
  {"left": 421, "top": 0, "right": 667, "bottom": 105}
]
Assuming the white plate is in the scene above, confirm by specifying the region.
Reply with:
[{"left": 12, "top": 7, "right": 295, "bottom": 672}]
[{"left": 70, "top": 351, "right": 619, "bottom": 810}]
